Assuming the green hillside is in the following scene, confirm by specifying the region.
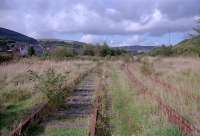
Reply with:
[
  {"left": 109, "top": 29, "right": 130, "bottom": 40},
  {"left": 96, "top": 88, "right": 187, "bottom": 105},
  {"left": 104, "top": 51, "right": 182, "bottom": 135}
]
[
  {"left": 0, "top": 27, "right": 38, "bottom": 44},
  {"left": 38, "top": 39, "right": 88, "bottom": 49},
  {"left": 149, "top": 36, "right": 200, "bottom": 57},
  {"left": 173, "top": 36, "right": 200, "bottom": 56}
]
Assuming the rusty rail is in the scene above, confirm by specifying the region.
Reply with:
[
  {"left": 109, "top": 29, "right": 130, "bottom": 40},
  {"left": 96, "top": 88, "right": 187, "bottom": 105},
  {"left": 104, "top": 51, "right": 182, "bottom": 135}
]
[
  {"left": 149, "top": 75, "right": 200, "bottom": 100},
  {"left": 130, "top": 63, "right": 200, "bottom": 101},
  {"left": 8, "top": 103, "right": 48, "bottom": 136},
  {"left": 89, "top": 94, "right": 100, "bottom": 136},
  {"left": 124, "top": 63, "right": 200, "bottom": 136},
  {"left": 7, "top": 65, "right": 98, "bottom": 136}
]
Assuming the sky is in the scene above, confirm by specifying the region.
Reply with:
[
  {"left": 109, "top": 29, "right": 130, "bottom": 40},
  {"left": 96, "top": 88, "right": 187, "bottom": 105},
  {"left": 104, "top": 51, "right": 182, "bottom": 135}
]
[{"left": 0, "top": 0, "right": 199, "bottom": 46}]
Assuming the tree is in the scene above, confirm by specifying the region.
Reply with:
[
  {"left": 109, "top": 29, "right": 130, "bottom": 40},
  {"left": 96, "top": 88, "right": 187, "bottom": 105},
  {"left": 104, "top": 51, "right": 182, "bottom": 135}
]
[
  {"left": 149, "top": 45, "right": 173, "bottom": 56},
  {"left": 83, "top": 45, "right": 95, "bottom": 56},
  {"left": 0, "top": 38, "right": 7, "bottom": 46},
  {"left": 99, "top": 43, "right": 112, "bottom": 57},
  {"left": 28, "top": 46, "right": 35, "bottom": 56},
  {"left": 193, "top": 18, "right": 200, "bottom": 36},
  {"left": 50, "top": 47, "right": 75, "bottom": 60}
]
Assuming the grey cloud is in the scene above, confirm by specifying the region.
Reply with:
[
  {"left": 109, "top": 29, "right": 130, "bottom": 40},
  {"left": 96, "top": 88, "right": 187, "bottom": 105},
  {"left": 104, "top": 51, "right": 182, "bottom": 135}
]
[
  {"left": 158, "top": 0, "right": 200, "bottom": 19},
  {"left": 0, "top": 0, "right": 199, "bottom": 38}
]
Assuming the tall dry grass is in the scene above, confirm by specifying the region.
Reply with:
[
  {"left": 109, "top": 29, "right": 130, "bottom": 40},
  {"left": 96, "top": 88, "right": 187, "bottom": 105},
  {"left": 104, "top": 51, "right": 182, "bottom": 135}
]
[
  {"left": 130, "top": 57, "right": 200, "bottom": 129},
  {"left": 103, "top": 61, "right": 182, "bottom": 136},
  {"left": 0, "top": 58, "right": 96, "bottom": 135}
]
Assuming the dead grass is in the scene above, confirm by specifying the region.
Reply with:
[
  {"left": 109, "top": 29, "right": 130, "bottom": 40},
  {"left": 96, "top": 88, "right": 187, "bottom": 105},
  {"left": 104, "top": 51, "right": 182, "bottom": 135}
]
[
  {"left": 0, "top": 58, "right": 96, "bottom": 135},
  {"left": 102, "top": 61, "right": 182, "bottom": 136},
  {"left": 130, "top": 57, "right": 200, "bottom": 129}
]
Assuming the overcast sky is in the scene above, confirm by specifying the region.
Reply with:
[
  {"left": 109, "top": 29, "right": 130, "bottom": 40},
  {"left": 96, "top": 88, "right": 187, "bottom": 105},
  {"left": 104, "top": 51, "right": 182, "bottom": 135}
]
[{"left": 0, "top": 0, "right": 199, "bottom": 46}]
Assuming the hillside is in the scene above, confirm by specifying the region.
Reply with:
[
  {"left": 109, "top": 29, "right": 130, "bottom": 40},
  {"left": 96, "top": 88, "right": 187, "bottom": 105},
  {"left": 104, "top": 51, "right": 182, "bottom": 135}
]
[
  {"left": 39, "top": 39, "right": 90, "bottom": 49},
  {"left": 171, "top": 36, "right": 200, "bottom": 56},
  {"left": 0, "top": 27, "right": 38, "bottom": 44},
  {"left": 113, "top": 45, "right": 156, "bottom": 53},
  {"left": 149, "top": 36, "right": 200, "bottom": 56},
  {"left": 174, "top": 36, "right": 200, "bottom": 52}
]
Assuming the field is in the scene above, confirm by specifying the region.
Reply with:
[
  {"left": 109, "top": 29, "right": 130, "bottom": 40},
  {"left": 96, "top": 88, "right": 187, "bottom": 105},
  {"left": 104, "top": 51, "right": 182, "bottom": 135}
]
[{"left": 0, "top": 57, "right": 200, "bottom": 136}]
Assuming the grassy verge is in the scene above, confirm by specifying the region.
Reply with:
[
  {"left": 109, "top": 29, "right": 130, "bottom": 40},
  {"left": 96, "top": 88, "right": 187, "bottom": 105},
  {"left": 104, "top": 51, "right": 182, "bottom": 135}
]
[
  {"left": 38, "top": 128, "right": 88, "bottom": 136},
  {"left": 108, "top": 62, "right": 182, "bottom": 136},
  {"left": 0, "top": 92, "right": 44, "bottom": 134}
]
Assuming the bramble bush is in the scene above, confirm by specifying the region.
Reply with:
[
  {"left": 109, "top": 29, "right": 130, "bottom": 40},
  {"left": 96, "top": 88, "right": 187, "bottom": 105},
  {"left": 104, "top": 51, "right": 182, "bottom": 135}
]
[{"left": 29, "top": 68, "right": 66, "bottom": 108}]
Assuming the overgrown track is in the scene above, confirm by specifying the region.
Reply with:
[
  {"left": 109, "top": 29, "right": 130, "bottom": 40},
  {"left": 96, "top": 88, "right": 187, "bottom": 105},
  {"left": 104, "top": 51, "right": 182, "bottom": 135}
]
[
  {"left": 43, "top": 73, "right": 98, "bottom": 135},
  {"left": 7, "top": 103, "right": 49, "bottom": 136},
  {"left": 123, "top": 63, "right": 200, "bottom": 136},
  {"left": 149, "top": 74, "right": 200, "bottom": 101},
  {"left": 89, "top": 92, "right": 99, "bottom": 136},
  {"left": 130, "top": 63, "right": 200, "bottom": 101},
  {"left": 7, "top": 67, "right": 98, "bottom": 136}
]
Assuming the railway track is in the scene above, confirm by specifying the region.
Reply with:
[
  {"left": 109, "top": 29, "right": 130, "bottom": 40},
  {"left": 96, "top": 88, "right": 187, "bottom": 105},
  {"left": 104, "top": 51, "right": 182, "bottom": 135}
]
[
  {"left": 43, "top": 73, "right": 98, "bottom": 135},
  {"left": 124, "top": 63, "right": 200, "bottom": 136},
  {"left": 129, "top": 63, "right": 200, "bottom": 101},
  {"left": 7, "top": 71, "right": 100, "bottom": 136}
]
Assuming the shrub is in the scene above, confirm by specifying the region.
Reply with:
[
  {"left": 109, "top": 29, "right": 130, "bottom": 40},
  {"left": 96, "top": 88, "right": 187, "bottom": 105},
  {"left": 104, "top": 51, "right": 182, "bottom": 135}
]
[
  {"left": 23, "top": 122, "right": 44, "bottom": 136},
  {"left": 29, "top": 68, "right": 66, "bottom": 108},
  {"left": 83, "top": 48, "right": 95, "bottom": 56},
  {"left": 0, "top": 53, "right": 13, "bottom": 63},
  {"left": 99, "top": 43, "right": 127, "bottom": 57},
  {"left": 140, "top": 58, "right": 155, "bottom": 76},
  {"left": 28, "top": 46, "right": 35, "bottom": 56},
  {"left": 149, "top": 45, "right": 174, "bottom": 57},
  {"left": 99, "top": 44, "right": 112, "bottom": 57},
  {"left": 49, "top": 47, "right": 75, "bottom": 60}
]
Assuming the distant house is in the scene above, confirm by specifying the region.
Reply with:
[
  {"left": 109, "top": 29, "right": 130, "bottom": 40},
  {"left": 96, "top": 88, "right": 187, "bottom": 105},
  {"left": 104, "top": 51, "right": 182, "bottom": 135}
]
[
  {"left": 11, "top": 42, "right": 45, "bottom": 57},
  {"left": 12, "top": 43, "right": 28, "bottom": 57}
]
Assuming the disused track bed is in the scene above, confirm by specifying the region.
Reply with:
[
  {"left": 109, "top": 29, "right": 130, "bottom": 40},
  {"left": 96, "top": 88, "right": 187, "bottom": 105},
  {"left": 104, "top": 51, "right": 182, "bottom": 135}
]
[
  {"left": 7, "top": 72, "right": 99, "bottom": 136},
  {"left": 129, "top": 63, "right": 200, "bottom": 101},
  {"left": 123, "top": 63, "right": 200, "bottom": 136},
  {"left": 40, "top": 73, "right": 98, "bottom": 134}
]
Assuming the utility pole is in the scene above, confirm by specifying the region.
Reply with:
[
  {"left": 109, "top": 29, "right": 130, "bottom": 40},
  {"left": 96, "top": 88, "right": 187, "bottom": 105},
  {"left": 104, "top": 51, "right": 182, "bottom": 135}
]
[{"left": 168, "top": 29, "right": 171, "bottom": 46}]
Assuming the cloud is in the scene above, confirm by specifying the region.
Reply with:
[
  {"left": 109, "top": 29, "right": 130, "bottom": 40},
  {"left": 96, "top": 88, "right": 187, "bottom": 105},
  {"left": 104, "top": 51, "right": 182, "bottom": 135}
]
[
  {"left": 0, "top": 0, "right": 199, "bottom": 38},
  {"left": 80, "top": 34, "right": 98, "bottom": 43},
  {"left": 125, "top": 35, "right": 145, "bottom": 45},
  {"left": 80, "top": 34, "right": 108, "bottom": 44}
]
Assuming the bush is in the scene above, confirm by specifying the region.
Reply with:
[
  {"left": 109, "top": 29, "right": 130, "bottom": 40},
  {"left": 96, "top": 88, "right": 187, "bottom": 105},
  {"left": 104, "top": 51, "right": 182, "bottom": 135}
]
[
  {"left": 140, "top": 58, "right": 155, "bottom": 76},
  {"left": 0, "top": 53, "right": 13, "bottom": 63},
  {"left": 29, "top": 68, "right": 66, "bottom": 108},
  {"left": 49, "top": 47, "right": 76, "bottom": 60},
  {"left": 99, "top": 44, "right": 112, "bottom": 57},
  {"left": 149, "top": 45, "right": 174, "bottom": 57},
  {"left": 28, "top": 46, "right": 35, "bottom": 56},
  {"left": 23, "top": 122, "right": 44, "bottom": 136},
  {"left": 83, "top": 48, "right": 95, "bottom": 56},
  {"left": 99, "top": 43, "right": 127, "bottom": 57}
]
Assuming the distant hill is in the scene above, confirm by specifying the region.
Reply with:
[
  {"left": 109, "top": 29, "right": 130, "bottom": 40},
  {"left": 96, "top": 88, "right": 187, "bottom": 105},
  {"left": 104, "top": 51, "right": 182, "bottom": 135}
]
[
  {"left": 39, "top": 39, "right": 90, "bottom": 49},
  {"left": 0, "top": 27, "right": 38, "bottom": 44},
  {"left": 113, "top": 45, "right": 156, "bottom": 53}
]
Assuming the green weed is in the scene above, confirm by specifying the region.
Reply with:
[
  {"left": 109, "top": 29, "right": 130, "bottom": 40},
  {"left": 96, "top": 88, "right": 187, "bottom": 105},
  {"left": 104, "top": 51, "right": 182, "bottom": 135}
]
[{"left": 29, "top": 68, "right": 66, "bottom": 108}]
